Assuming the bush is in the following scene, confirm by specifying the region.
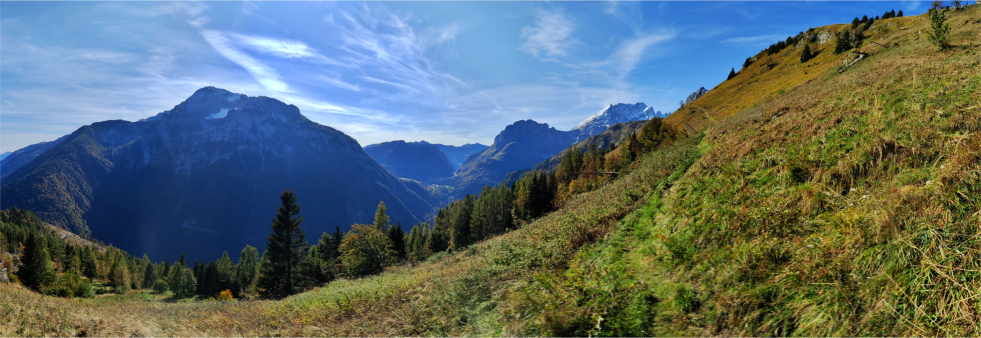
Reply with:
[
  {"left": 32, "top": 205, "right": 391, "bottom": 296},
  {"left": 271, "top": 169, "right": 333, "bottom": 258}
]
[
  {"left": 217, "top": 289, "right": 234, "bottom": 302},
  {"left": 674, "top": 285, "right": 701, "bottom": 314},
  {"left": 152, "top": 279, "right": 169, "bottom": 294},
  {"left": 75, "top": 279, "right": 94, "bottom": 298}
]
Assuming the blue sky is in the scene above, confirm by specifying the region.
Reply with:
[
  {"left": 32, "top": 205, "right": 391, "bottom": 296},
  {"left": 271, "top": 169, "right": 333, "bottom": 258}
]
[{"left": 0, "top": 1, "right": 928, "bottom": 153}]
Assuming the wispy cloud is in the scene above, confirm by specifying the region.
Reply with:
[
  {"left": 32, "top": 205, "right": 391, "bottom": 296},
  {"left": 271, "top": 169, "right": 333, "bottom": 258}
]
[
  {"left": 198, "top": 30, "right": 290, "bottom": 92},
  {"left": 318, "top": 75, "right": 360, "bottom": 92},
  {"left": 230, "top": 34, "right": 318, "bottom": 59},
  {"left": 520, "top": 10, "right": 577, "bottom": 59},
  {"left": 721, "top": 34, "right": 787, "bottom": 45}
]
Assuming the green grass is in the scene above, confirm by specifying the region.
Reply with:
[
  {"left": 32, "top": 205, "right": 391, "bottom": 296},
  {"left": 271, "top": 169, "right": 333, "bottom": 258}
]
[{"left": 1, "top": 5, "right": 979, "bottom": 337}]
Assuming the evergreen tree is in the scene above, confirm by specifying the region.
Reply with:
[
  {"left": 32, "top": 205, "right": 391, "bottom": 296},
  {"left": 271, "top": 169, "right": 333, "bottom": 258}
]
[
  {"left": 332, "top": 226, "right": 344, "bottom": 253},
  {"left": 726, "top": 68, "right": 737, "bottom": 80},
  {"left": 317, "top": 232, "right": 338, "bottom": 262},
  {"left": 852, "top": 17, "right": 860, "bottom": 28},
  {"left": 203, "top": 262, "right": 219, "bottom": 296},
  {"left": 236, "top": 245, "right": 260, "bottom": 296},
  {"left": 81, "top": 247, "right": 98, "bottom": 279},
  {"left": 168, "top": 263, "right": 185, "bottom": 297},
  {"left": 373, "top": 201, "right": 390, "bottom": 232},
  {"left": 256, "top": 189, "right": 307, "bottom": 298},
  {"left": 861, "top": 15, "right": 868, "bottom": 23},
  {"left": 18, "top": 232, "right": 52, "bottom": 290},
  {"left": 217, "top": 251, "right": 235, "bottom": 293},
  {"left": 178, "top": 253, "right": 185, "bottom": 267},
  {"left": 450, "top": 195, "right": 474, "bottom": 251},
  {"left": 387, "top": 222, "right": 406, "bottom": 260},
  {"left": 898, "top": 10, "right": 903, "bottom": 17},
  {"left": 142, "top": 259, "right": 157, "bottom": 290},
  {"left": 926, "top": 8, "right": 951, "bottom": 50},
  {"left": 835, "top": 31, "right": 852, "bottom": 54},
  {"left": 800, "top": 44, "right": 814, "bottom": 63},
  {"left": 296, "top": 245, "right": 325, "bottom": 287}
]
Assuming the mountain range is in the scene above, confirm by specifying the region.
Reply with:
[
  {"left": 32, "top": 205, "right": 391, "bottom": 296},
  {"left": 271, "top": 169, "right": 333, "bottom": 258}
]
[
  {"left": 0, "top": 87, "right": 440, "bottom": 261},
  {"left": 571, "top": 102, "right": 667, "bottom": 139},
  {"left": 364, "top": 141, "right": 456, "bottom": 182},
  {"left": 0, "top": 88, "right": 676, "bottom": 258}
]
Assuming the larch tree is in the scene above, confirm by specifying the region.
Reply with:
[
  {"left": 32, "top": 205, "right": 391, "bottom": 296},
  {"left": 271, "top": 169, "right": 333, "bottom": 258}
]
[{"left": 374, "top": 201, "right": 391, "bottom": 232}]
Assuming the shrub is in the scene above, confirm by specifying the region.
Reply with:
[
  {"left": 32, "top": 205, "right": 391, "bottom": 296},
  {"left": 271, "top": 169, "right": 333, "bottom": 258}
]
[
  {"left": 674, "top": 285, "right": 701, "bottom": 314},
  {"left": 152, "top": 279, "right": 169, "bottom": 294},
  {"left": 217, "top": 289, "right": 234, "bottom": 302}
]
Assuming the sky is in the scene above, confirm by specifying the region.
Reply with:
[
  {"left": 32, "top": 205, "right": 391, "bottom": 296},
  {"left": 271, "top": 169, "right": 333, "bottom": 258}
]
[{"left": 0, "top": 1, "right": 929, "bottom": 153}]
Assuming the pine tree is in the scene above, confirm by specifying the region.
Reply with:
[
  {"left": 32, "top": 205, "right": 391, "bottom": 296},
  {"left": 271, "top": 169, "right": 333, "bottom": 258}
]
[
  {"left": 926, "top": 8, "right": 951, "bottom": 50},
  {"left": 235, "top": 245, "right": 260, "bottom": 296},
  {"left": 317, "top": 232, "right": 338, "bottom": 262},
  {"left": 852, "top": 17, "right": 860, "bottom": 28},
  {"left": 373, "top": 201, "right": 390, "bottom": 232},
  {"left": 217, "top": 251, "right": 235, "bottom": 293},
  {"left": 726, "top": 68, "right": 737, "bottom": 80},
  {"left": 835, "top": 31, "right": 852, "bottom": 54},
  {"left": 256, "top": 189, "right": 307, "bottom": 298},
  {"left": 178, "top": 253, "right": 185, "bottom": 267},
  {"left": 18, "top": 232, "right": 52, "bottom": 290},
  {"left": 898, "top": 10, "right": 903, "bottom": 17},
  {"left": 387, "top": 222, "right": 406, "bottom": 260},
  {"left": 800, "top": 44, "right": 814, "bottom": 63},
  {"left": 142, "top": 259, "right": 157, "bottom": 290}
]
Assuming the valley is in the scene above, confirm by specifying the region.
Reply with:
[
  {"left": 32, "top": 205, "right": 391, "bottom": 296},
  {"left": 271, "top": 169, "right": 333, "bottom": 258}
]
[{"left": 1, "top": 2, "right": 979, "bottom": 337}]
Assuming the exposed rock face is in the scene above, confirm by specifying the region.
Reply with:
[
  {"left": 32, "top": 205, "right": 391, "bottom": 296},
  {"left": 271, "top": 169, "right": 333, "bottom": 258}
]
[
  {"left": 0, "top": 87, "right": 440, "bottom": 261},
  {"left": 571, "top": 102, "right": 669, "bottom": 140},
  {"left": 818, "top": 31, "right": 833, "bottom": 44},
  {"left": 685, "top": 87, "right": 709, "bottom": 105},
  {"left": 364, "top": 140, "right": 456, "bottom": 182}
]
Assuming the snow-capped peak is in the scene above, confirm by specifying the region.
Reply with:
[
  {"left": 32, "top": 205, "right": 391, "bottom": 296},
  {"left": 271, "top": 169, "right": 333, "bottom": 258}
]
[{"left": 571, "top": 102, "right": 670, "bottom": 137}]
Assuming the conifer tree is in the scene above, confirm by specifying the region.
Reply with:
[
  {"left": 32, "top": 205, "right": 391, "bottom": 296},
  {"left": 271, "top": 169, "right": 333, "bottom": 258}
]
[
  {"left": 835, "top": 31, "right": 852, "bottom": 54},
  {"left": 18, "top": 232, "right": 52, "bottom": 290},
  {"left": 142, "top": 259, "right": 157, "bottom": 290},
  {"left": 256, "top": 189, "right": 307, "bottom": 298},
  {"left": 236, "top": 245, "right": 260, "bottom": 296},
  {"left": 726, "top": 68, "right": 737, "bottom": 80},
  {"left": 317, "top": 232, "right": 338, "bottom": 262},
  {"left": 217, "top": 251, "right": 235, "bottom": 293},
  {"left": 387, "top": 222, "right": 406, "bottom": 260},
  {"left": 373, "top": 201, "right": 390, "bottom": 232},
  {"left": 852, "top": 17, "right": 860, "bottom": 28},
  {"left": 898, "top": 10, "right": 903, "bottom": 17},
  {"left": 926, "top": 8, "right": 951, "bottom": 50},
  {"left": 800, "top": 44, "right": 814, "bottom": 63}
]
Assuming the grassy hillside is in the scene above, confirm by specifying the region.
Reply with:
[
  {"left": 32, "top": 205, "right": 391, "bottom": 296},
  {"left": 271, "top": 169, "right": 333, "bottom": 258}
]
[{"left": 2, "top": 6, "right": 979, "bottom": 336}]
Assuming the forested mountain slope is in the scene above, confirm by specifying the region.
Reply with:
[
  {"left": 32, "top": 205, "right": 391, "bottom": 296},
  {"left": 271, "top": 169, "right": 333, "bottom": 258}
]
[
  {"left": 0, "top": 87, "right": 440, "bottom": 261},
  {"left": 1, "top": 5, "right": 978, "bottom": 336}
]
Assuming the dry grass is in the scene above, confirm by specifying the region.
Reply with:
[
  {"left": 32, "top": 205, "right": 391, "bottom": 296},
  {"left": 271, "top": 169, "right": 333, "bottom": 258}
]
[{"left": 2, "top": 6, "right": 979, "bottom": 337}]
